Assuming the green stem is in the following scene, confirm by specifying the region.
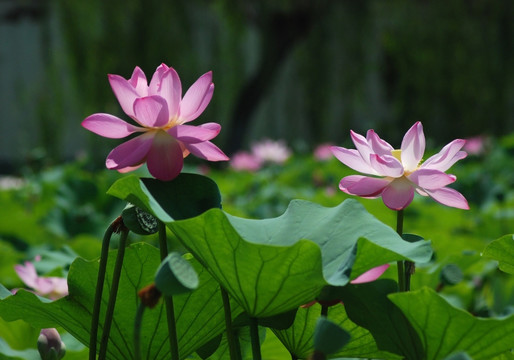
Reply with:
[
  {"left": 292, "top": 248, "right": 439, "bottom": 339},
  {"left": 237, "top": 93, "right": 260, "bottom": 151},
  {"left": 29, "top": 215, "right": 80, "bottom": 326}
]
[
  {"left": 396, "top": 209, "right": 406, "bottom": 292},
  {"left": 404, "top": 261, "right": 413, "bottom": 291},
  {"left": 320, "top": 304, "right": 329, "bottom": 317},
  {"left": 396, "top": 209, "right": 404, "bottom": 237},
  {"left": 89, "top": 221, "right": 117, "bottom": 360},
  {"left": 134, "top": 302, "right": 146, "bottom": 360},
  {"left": 220, "top": 287, "right": 241, "bottom": 360},
  {"left": 249, "top": 317, "right": 261, "bottom": 360},
  {"left": 98, "top": 227, "right": 129, "bottom": 359},
  {"left": 396, "top": 260, "right": 405, "bottom": 292},
  {"left": 158, "top": 222, "right": 180, "bottom": 360}
]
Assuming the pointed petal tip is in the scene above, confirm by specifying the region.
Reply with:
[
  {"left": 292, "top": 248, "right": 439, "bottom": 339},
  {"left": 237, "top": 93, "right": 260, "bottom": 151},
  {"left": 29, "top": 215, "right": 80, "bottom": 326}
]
[{"left": 351, "top": 264, "right": 390, "bottom": 284}]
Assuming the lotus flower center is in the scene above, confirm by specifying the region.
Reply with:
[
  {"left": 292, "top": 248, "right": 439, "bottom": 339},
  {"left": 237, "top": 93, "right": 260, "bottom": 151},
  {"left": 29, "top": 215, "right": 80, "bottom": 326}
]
[
  {"left": 391, "top": 149, "right": 402, "bottom": 162},
  {"left": 163, "top": 116, "right": 179, "bottom": 130}
]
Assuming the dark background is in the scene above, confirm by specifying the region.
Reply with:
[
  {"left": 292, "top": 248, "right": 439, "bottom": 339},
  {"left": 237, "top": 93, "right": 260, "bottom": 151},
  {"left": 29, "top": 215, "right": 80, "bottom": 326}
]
[{"left": 1, "top": 0, "right": 512, "bottom": 170}]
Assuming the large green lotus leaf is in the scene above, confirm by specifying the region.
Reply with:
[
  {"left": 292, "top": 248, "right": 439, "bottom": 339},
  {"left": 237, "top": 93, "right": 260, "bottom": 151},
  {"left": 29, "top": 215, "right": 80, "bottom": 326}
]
[
  {"left": 389, "top": 287, "right": 514, "bottom": 360},
  {"left": 173, "top": 209, "right": 326, "bottom": 318},
  {"left": 336, "top": 279, "right": 423, "bottom": 359},
  {"left": 273, "top": 303, "right": 401, "bottom": 359},
  {"left": 168, "top": 199, "right": 432, "bottom": 317},
  {"left": 107, "top": 173, "right": 222, "bottom": 222},
  {"left": 483, "top": 234, "right": 514, "bottom": 274},
  {"left": 0, "top": 243, "right": 239, "bottom": 359}
]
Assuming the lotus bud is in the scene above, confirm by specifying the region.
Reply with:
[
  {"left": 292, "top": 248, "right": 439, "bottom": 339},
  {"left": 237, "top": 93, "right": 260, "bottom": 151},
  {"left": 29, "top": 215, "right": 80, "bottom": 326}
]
[{"left": 37, "top": 328, "right": 66, "bottom": 360}]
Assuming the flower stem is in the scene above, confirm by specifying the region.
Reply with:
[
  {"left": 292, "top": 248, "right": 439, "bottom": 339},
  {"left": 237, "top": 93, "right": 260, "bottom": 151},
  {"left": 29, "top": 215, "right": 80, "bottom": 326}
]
[
  {"left": 221, "top": 287, "right": 241, "bottom": 360},
  {"left": 158, "top": 221, "right": 180, "bottom": 360},
  {"left": 134, "top": 302, "right": 146, "bottom": 360},
  {"left": 396, "top": 209, "right": 404, "bottom": 236},
  {"left": 404, "top": 261, "right": 414, "bottom": 291},
  {"left": 99, "top": 226, "right": 129, "bottom": 359},
  {"left": 320, "top": 304, "right": 329, "bottom": 317},
  {"left": 396, "top": 210, "right": 406, "bottom": 292},
  {"left": 89, "top": 219, "right": 118, "bottom": 360},
  {"left": 249, "top": 317, "right": 262, "bottom": 360}
]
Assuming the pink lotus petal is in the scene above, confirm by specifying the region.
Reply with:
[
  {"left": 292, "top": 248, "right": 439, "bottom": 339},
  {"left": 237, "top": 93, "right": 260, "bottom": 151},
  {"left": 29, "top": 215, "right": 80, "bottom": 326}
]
[
  {"left": 180, "top": 72, "right": 214, "bottom": 122},
  {"left": 401, "top": 122, "right": 425, "bottom": 172},
  {"left": 128, "top": 66, "right": 149, "bottom": 96},
  {"left": 422, "top": 139, "right": 467, "bottom": 172},
  {"left": 424, "top": 187, "right": 470, "bottom": 209},
  {"left": 157, "top": 67, "right": 182, "bottom": 119},
  {"left": 382, "top": 178, "right": 415, "bottom": 210},
  {"left": 339, "top": 175, "right": 390, "bottom": 197},
  {"left": 146, "top": 132, "right": 184, "bottom": 181},
  {"left": 366, "top": 130, "right": 394, "bottom": 156},
  {"left": 408, "top": 168, "right": 456, "bottom": 190},
  {"left": 117, "top": 164, "right": 144, "bottom": 173},
  {"left": 185, "top": 141, "right": 229, "bottom": 161},
  {"left": 330, "top": 147, "right": 378, "bottom": 175},
  {"left": 133, "top": 96, "right": 170, "bottom": 128},
  {"left": 14, "top": 262, "right": 38, "bottom": 289},
  {"left": 108, "top": 74, "right": 140, "bottom": 118},
  {"left": 351, "top": 264, "right": 390, "bottom": 284},
  {"left": 106, "top": 133, "right": 154, "bottom": 170},
  {"left": 49, "top": 278, "right": 68, "bottom": 297},
  {"left": 35, "top": 278, "right": 59, "bottom": 295},
  {"left": 148, "top": 63, "right": 170, "bottom": 94},
  {"left": 350, "top": 130, "right": 373, "bottom": 166},
  {"left": 369, "top": 154, "right": 404, "bottom": 177},
  {"left": 169, "top": 123, "right": 221, "bottom": 143},
  {"left": 416, "top": 188, "right": 429, "bottom": 196},
  {"left": 82, "top": 113, "right": 142, "bottom": 139}
]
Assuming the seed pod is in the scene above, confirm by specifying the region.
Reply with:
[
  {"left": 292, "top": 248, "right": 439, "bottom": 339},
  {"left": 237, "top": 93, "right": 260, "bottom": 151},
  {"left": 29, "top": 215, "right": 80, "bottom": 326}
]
[
  {"left": 121, "top": 204, "right": 158, "bottom": 235},
  {"left": 155, "top": 252, "right": 199, "bottom": 296}
]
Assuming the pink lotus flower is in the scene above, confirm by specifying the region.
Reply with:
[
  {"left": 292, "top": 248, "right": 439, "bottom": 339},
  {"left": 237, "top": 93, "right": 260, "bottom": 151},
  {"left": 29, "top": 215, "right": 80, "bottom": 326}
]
[
  {"left": 14, "top": 260, "right": 68, "bottom": 300},
  {"left": 314, "top": 143, "right": 335, "bottom": 161},
  {"left": 229, "top": 139, "right": 292, "bottom": 171},
  {"left": 463, "top": 135, "right": 487, "bottom": 155},
  {"left": 230, "top": 151, "right": 263, "bottom": 171},
  {"left": 251, "top": 139, "right": 291, "bottom": 164},
  {"left": 330, "top": 122, "right": 469, "bottom": 210},
  {"left": 82, "top": 64, "right": 229, "bottom": 181}
]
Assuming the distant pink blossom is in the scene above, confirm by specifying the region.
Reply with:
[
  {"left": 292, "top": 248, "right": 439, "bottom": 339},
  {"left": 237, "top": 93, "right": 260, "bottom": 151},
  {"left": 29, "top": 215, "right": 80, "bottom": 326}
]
[
  {"left": 14, "top": 260, "right": 68, "bottom": 300},
  {"left": 331, "top": 122, "right": 469, "bottom": 211},
  {"left": 230, "top": 151, "right": 263, "bottom": 171},
  {"left": 463, "top": 136, "right": 487, "bottom": 155},
  {"left": 82, "top": 64, "right": 228, "bottom": 181},
  {"left": 251, "top": 139, "right": 291, "bottom": 164},
  {"left": 230, "top": 139, "right": 292, "bottom": 171},
  {"left": 314, "top": 143, "right": 335, "bottom": 161}
]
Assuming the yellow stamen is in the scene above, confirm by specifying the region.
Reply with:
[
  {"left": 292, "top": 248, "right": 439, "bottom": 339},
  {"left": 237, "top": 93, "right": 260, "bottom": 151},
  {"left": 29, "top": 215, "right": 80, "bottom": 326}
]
[{"left": 391, "top": 149, "right": 402, "bottom": 162}]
